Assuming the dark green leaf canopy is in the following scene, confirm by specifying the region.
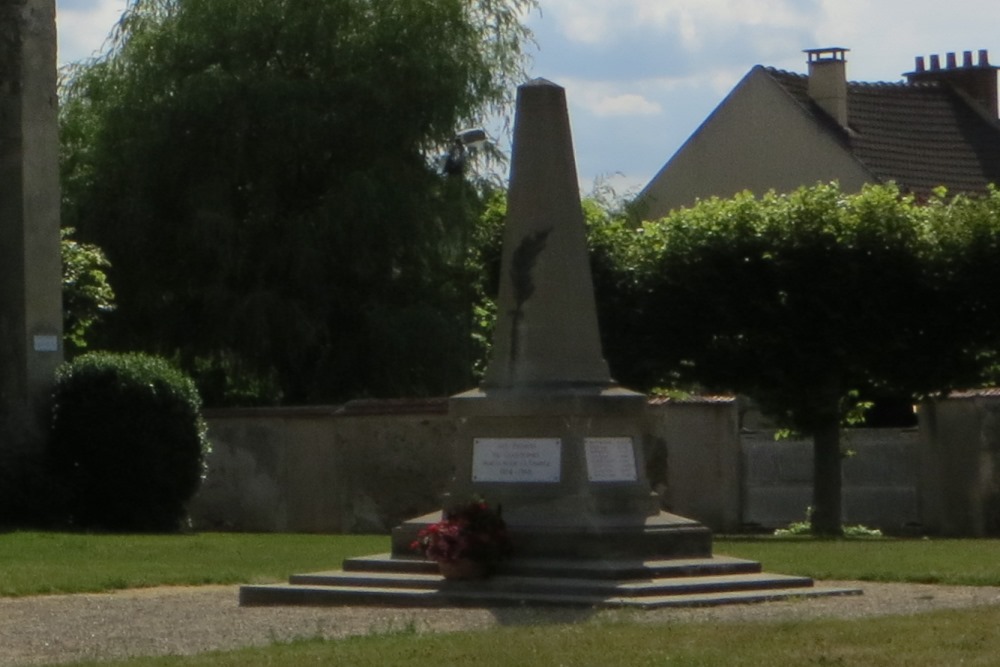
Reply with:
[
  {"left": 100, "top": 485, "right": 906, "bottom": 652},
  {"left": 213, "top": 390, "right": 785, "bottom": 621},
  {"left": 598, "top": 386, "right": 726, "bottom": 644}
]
[
  {"left": 60, "top": 0, "right": 535, "bottom": 404},
  {"left": 594, "top": 182, "right": 1000, "bottom": 427}
]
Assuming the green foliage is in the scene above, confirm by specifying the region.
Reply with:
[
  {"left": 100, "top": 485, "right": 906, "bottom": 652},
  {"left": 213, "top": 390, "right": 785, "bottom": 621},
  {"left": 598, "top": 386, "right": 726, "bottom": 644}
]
[
  {"left": 772, "top": 507, "right": 883, "bottom": 538},
  {"left": 48, "top": 352, "right": 210, "bottom": 531},
  {"left": 60, "top": 227, "right": 115, "bottom": 353},
  {"left": 591, "top": 182, "right": 1000, "bottom": 534},
  {"left": 467, "top": 189, "right": 512, "bottom": 376},
  {"left": 615, "top": 183, "right": 969, "bottom": 410},
  {"left": 60, "top": 0, "right": 535, "bottom": 404},
  {"left": 188, "top": 352, "right": 284, "bottom": 407}
]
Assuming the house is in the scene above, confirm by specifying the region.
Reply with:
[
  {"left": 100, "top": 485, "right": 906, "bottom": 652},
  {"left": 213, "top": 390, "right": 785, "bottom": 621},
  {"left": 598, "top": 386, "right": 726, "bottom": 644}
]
[{"left": 639, "top": 47, "right": 1000, "bottom": 219}]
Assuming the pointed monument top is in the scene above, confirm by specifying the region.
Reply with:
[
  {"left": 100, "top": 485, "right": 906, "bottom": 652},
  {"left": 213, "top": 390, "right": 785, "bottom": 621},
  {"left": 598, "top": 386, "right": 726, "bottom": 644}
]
[
  {"left": 523, "top": 77, "right": 563, "bottom": 88},
  {"left": 481, "top": 80, "right": 612, "bottom": 389}
]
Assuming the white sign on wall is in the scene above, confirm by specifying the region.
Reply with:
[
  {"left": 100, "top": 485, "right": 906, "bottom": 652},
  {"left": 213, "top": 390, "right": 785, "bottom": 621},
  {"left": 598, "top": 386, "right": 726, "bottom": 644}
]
[
  {"left": 32, "top": 335, "right": 59, "bottom": 352},
  {"left": 584, "top": 437, "right": 638, "bottom": 482},
  {"left": 472, "top": 438, "right": 561, "bottom": 483}
]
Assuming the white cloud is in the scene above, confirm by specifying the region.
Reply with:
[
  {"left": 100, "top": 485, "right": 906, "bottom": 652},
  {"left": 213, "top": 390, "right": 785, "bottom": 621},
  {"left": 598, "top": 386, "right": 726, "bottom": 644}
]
[
  {"left": 559, "top": 80, "right": 658, "bottom": 117},
  {"left": 589, "top": 93, "right": 661, "bottom": 117},
  {"left": 541, "top": 0, "right": 815, "bottom": 48},
  {"left": 814, "top": 0, "right": 1000, "bottom": 80},
  {"left": 57, "top": 0, "right": 128, "bottom": 66}
]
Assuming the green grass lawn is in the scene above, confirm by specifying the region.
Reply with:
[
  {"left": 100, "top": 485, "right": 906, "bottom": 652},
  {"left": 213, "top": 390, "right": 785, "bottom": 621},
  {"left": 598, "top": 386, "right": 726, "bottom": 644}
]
[
  {"left": 59, "top": 604, "right": 1000, "bottom": 667},
  {"left": 0, "top": 531, "right": 387, "bottom": 597},
  {"left": 3, "top": 532, "right": 999, "bottom": 597},
  {"left": 714, "top": 537, "right": 1000, "bottom": 586},
  {"left": 4, "top": 532, "right": 1000, "bottom": 666}
]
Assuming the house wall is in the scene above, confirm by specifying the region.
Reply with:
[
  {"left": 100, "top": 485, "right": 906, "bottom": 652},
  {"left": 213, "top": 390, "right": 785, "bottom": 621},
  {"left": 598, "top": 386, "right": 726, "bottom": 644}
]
[
  {"left": 190, "top": 397, "right": 994, "bottom": 536},
  {"left": 640, "top": 68, "right": 872, "bottom": 219}
]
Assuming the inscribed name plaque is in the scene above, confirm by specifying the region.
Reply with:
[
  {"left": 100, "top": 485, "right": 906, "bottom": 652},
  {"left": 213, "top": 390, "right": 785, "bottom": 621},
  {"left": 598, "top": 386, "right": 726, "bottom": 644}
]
[
  {"left": 584, "top": 437, "right": 638, "bottom": 482},
  {"left": 472, "top": 438, "right": 561, "bottom": 483},
  {"left": 32, "top": 335, "right": 59, "bottom": 352}
]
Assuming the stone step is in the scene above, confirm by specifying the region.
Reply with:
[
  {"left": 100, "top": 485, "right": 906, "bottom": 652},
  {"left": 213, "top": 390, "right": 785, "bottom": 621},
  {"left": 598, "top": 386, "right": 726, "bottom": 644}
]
[
  {"left": 342, "top": 553, "right": 763, "bottom": 580},
  {"left": 239, "top": 552, "right": 862, "bottom": 609},
  {"left": 239, "top": 580, "right": 859, "bottom": 609},
  {"left": 289, "top": 569, "right": 813, "bottom": 598}
]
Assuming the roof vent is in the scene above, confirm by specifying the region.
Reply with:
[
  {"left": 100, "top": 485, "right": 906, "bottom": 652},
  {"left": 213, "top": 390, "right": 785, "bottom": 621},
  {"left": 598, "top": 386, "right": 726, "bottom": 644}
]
[{"left": 804, "top": 47, "right": 849, "bottom": 127}]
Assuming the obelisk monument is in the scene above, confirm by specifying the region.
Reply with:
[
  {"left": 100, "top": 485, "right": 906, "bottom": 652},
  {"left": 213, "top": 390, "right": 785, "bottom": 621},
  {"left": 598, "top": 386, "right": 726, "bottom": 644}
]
[
  {"left": 240, "top": 77, "right": 857, "bottom": 611},
  {"left": 394, "top": 79, "right": 709, "bottom": 560},
  {"left": 0, "top": 0, "right": 64, "bottom": 452}
]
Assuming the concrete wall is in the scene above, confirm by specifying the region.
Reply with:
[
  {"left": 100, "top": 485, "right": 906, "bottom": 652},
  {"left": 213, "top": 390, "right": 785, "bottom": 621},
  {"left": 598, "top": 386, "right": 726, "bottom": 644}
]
[
  {"left": 190, "top": 395, "right": 997, "bottom": 536},
  {"left": 645, "top": 399, "right": 742, "bottom": 532},
  {"left": 742, "top": 428, "right": 921, "bottom": 532},
  {"left": 919, "top": 393, "right": 1000, "bottom": 536},
  {"left": 191, "top": 402, "right": 454, "bottom": 533}
]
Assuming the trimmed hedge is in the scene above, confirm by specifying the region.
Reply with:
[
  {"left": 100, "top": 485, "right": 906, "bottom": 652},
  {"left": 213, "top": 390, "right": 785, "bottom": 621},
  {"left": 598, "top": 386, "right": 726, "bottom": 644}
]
[{"left": 48, "top": 352, "right": 209, "bottom": 531}]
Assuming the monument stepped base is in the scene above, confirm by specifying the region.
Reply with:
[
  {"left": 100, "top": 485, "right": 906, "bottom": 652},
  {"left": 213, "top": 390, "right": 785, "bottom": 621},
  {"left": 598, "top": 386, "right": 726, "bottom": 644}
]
[
  {"left": 239, "top": 552, "right": 861, "bottom": 609},
  {"left": 392, "top": 510, "right": 714, "bottom": 561}
]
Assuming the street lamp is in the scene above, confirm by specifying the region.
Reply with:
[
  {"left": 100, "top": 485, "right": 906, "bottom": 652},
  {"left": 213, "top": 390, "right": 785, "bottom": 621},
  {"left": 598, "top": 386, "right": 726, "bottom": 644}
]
[
  {"left": 443, "top": 128, "right": 488, "bottom": 176},
  {"left": 441, "top": 128, "right": 489, "bottom": 384}
]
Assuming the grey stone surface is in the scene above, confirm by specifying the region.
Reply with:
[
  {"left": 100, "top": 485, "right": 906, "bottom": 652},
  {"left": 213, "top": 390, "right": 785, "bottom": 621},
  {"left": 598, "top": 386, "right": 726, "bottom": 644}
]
[
  {"left": 482, "top": 79, "right": 610, "bottom": 388},
  {"left": 0, "top": 0, "right": 63, "bottom": 452}
]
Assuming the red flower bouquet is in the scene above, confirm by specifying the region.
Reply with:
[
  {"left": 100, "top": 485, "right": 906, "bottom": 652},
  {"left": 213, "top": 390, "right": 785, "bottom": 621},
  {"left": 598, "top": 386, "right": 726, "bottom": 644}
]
[{"left": 411, "top": 498, "right": 512, "bottom": 570}]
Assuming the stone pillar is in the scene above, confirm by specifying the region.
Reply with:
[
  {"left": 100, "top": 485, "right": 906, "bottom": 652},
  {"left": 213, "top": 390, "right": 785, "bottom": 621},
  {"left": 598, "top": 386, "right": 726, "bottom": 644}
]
[
  {"left": 0, "top": 0, "right": 64, "bottom": 452},
  {"left": 482, "top": 78, "right": 610, "bottom": 388}
]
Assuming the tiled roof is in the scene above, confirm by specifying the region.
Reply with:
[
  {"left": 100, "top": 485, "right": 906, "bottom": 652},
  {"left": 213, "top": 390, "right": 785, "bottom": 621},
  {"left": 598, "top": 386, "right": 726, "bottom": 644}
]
[{"left": 764, "top": 67, "right": 1000, "bottom": 195}]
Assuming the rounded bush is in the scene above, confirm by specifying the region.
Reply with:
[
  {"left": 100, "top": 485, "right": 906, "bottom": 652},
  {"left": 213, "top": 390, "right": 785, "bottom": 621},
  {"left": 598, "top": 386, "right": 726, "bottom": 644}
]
[{"left": 49, "top": 352, "right": 209, "bottom": 531}]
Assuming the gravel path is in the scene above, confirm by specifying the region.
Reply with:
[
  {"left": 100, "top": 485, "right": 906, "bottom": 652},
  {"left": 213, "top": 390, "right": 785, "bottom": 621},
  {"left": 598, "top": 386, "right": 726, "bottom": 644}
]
[{"left": 2, "top": 581, "right": 999, "bottom": 666}]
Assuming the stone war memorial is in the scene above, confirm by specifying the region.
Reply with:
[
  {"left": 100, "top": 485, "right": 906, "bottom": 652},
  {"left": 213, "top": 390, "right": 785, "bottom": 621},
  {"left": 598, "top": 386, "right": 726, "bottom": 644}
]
[{"left": 241, "top": 79, "right": 860, "bottom": 608}]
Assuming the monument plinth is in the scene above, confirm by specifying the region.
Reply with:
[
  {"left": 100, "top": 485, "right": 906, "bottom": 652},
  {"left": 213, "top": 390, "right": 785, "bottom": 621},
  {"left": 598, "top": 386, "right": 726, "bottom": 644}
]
[{"left": 392, "top": 79, "right": 709, "bottom": 559}]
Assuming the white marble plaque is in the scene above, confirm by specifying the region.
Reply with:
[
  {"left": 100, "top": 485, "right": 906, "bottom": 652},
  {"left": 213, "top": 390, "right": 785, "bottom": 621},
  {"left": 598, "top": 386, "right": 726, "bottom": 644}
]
[
  {"left": 585, "top": 437, "right": 638, "bottom": 482},
  {"left": 472, "top": 438, "right": 561, "bottom": 483},
  {"left": 32, "top": 335, "right": 59, "bottom": 352}
]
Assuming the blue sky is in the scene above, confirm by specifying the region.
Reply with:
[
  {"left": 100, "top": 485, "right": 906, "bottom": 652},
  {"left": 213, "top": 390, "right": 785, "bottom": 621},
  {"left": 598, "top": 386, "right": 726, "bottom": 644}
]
[{"left": 57, "top": 0, "right": 1000, "bottom": 195}]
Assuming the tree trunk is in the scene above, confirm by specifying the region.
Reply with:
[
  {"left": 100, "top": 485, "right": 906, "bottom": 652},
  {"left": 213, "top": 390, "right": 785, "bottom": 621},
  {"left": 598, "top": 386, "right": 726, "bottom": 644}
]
[{"left": 811, "top": 413, "right": 843, "bottom": 537}]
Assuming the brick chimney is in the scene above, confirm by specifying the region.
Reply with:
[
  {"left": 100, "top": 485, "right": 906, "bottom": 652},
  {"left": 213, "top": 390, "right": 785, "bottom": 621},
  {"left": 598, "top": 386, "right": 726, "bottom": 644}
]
[
  {"left": 906, "top": 50, "right": 999, "bottom": 118},
  {"left": 805, "top": 47, "right": 849, "bottom": 127}
]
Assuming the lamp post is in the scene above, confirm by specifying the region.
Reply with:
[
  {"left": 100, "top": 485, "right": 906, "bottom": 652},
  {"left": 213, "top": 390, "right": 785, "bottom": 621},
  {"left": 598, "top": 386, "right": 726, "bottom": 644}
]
[
  {"left": 442, "top": 128, "right": 488, "bottom": 385},
  {"left": 443, "top": 128, "right": 488, "bottom": 176}
]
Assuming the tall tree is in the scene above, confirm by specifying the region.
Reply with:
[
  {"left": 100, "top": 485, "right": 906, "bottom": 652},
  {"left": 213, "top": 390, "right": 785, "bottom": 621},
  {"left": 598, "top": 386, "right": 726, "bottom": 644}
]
[
  {"left": 591, "top": 183, "right": 1000, "bottom": 535},
  {"left": 59, "top": 0, "right": 534, "bottom": 404}
]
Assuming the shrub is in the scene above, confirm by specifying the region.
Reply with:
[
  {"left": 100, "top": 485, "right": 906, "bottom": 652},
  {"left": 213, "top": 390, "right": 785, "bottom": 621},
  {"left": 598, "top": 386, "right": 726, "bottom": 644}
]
[
  {"left": 48, "top": 352, "right": 209, "bottom": 531},
  {"left": 0, "top": 448, "right": 71, "bottom": 529}
]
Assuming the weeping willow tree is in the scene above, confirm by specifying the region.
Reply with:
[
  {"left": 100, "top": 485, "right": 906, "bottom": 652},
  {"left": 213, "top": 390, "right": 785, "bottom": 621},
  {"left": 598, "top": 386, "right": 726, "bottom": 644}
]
[{"left": 60, "top": 0, "right": 535, "bottom": 404}]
